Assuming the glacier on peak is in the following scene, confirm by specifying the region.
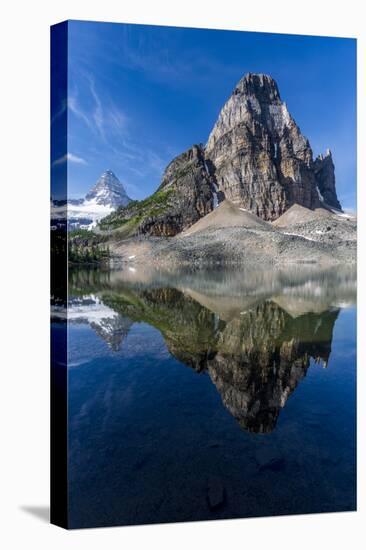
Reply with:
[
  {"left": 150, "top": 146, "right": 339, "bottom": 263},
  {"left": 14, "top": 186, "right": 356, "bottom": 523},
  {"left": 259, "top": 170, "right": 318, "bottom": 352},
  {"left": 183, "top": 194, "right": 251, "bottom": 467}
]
[{"left": 51, "top": 169, "right": 131, "bottom": 230}]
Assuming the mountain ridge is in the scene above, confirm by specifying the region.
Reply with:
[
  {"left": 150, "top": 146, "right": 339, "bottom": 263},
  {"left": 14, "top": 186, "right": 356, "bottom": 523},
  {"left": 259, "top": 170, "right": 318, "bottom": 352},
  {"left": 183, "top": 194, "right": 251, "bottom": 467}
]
[{"left": 100, "top": 73, "right": 342, "bottom": 236}]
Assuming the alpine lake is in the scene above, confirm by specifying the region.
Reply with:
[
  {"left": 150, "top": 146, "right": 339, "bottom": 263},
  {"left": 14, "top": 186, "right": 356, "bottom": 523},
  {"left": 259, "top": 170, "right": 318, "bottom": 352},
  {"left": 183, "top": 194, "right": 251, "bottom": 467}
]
[{"left": 52, "top": 263, "right": 356, "bottom": 528}]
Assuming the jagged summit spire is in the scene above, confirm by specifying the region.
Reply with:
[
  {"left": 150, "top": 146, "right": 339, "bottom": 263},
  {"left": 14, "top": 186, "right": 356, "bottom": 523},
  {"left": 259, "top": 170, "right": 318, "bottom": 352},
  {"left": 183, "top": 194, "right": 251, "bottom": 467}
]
[
  {"left": 234, "top": 73, "right": 281, "bottom": 102},
  {"left": 316, "top": 148, "right": 332, "bottom": 161}
]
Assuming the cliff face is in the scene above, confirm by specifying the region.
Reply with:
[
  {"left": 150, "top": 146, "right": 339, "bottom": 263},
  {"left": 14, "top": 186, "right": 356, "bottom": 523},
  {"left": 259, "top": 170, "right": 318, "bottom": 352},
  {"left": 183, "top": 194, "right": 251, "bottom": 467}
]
[
  {"left": 99, "top": 144, "right": 214, "bottom": 236},
  {"left": 100, "top": 73, "right": 342, "bottom": 233},
  {"left": 150, "top": 144, "right": 215, "bottom": 235},
  {"left": 206, "top": 73, "right": 333, "bottom": 220},
  {"left": 313, "top": 150, "right": 342, "bottom": 210}
]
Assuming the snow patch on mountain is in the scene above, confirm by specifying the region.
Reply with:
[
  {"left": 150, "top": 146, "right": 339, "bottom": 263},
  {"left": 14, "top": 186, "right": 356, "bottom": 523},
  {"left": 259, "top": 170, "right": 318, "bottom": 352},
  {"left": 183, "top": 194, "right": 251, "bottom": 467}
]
[
  {"left": 51, "top": 170, "right": 131, "bottom": 230},
  {"left": 51, "top": 200, "right": 114, "bottom": 229}
]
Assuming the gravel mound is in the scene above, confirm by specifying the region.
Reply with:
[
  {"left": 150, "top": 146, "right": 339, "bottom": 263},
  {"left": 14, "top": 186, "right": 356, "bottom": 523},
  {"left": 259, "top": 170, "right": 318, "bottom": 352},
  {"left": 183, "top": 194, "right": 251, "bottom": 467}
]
[
  {"left": 273, "top": 204, "right": 333, "bottom": 227},
  {"left": 183, "top": 200, "right": 272, "bottom": 236}
]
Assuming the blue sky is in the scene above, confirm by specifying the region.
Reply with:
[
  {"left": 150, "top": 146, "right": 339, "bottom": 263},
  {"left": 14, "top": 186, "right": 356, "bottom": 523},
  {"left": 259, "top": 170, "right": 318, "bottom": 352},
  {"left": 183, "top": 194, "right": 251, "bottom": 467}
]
[{"left": 55, "top": 21, "right": 356, "bottom": 210}]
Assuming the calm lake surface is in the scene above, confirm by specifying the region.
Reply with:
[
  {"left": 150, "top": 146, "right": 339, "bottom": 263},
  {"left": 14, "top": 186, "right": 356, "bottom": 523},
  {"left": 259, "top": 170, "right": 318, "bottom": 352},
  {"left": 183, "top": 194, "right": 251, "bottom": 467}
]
[{"left": 53, "top": 265, "right": 356, "bottom": 528}]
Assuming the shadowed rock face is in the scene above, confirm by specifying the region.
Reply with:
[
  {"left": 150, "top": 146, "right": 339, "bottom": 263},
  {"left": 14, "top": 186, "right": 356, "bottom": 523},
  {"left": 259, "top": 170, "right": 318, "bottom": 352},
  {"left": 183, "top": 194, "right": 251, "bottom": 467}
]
[
  {"left": 69, "top": 268, "right": 353, "bottom": 433},
  {"left": 313, "top": 150, "right": 342, "bottom": 210},
  {"left": 145, "top": 144, "right": 214, "bottom": 235}
]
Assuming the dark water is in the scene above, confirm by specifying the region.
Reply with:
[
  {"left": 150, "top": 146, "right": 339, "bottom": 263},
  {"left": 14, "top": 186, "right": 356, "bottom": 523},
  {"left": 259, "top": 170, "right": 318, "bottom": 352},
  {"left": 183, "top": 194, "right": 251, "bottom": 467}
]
[{"left": 54, "top": 265, "right": 356, "bottom": 528}]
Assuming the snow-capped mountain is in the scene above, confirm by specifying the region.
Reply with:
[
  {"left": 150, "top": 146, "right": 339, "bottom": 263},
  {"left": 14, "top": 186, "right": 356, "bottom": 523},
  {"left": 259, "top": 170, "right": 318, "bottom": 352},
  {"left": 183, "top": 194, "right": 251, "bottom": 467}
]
[
  {"left": 85, "top": 170, "right": 131, "bottom": 208},
  {"left": 51, "top": 170, "right": 131, "bottom": 230}
]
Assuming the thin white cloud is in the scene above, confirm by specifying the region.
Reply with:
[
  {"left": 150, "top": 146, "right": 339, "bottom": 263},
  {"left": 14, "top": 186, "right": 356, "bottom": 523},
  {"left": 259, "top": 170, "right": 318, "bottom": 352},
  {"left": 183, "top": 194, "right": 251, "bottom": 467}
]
[
  {"left": 88, "top": 77, "right": 128, "bottom": 141},
  {"left": 52, "top": 153, "right": 87, "bottom": 166},
  {"left": 89, "top": 78, "right": 105, "bottom": 140},
  {"left": 69, "top": 75, "right": 128, "bottom": 144},
  {"left": 68, "top": 96, "right": 93, "bottom": 130},
  {"left": 108, "top": 104, "right": 128, "bottom": 134}
]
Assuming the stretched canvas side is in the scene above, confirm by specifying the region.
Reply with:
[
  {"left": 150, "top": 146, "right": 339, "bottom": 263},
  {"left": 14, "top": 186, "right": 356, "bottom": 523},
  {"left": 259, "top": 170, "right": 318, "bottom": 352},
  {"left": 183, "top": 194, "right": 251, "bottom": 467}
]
[{"left": 50, "top": 20, "right": 69, "bottom": 530}]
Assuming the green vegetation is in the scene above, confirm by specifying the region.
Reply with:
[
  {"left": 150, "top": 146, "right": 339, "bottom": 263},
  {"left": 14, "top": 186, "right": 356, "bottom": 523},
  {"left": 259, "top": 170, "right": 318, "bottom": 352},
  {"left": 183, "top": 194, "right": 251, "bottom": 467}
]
[
  {"left": 68, "top": 267, "right": 114, "bottom": 295},
  {"left": 68, "top": 229, "right": 110, "bottom": 264},
  {"left": 68, "top": 228, "right": 99, "bottom": 239},
  {"left": 98, "top": 188, "right": 174, "bottom": 231},
  {"left": 101, "top": 287, "right": 218, "bottom": 354},
  {"left": 68, "top": 243, "right": 110, "bottom": 264}
]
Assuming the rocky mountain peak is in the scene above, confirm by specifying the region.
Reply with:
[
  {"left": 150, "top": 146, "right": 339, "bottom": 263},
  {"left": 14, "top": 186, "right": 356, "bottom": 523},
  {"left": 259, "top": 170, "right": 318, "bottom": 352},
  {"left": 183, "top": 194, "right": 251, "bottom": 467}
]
[
  {"left": 205, "top": 72, "right": 340, "bottom": 220},
  {"left": 100, "top": 73, "right": 342, "bottom": 235},
  {"left": 236, "top": 72, "right": 281, "bottom": 102},
  {"left": 85, "top": 169, "right": 131, "bottom": 208}
]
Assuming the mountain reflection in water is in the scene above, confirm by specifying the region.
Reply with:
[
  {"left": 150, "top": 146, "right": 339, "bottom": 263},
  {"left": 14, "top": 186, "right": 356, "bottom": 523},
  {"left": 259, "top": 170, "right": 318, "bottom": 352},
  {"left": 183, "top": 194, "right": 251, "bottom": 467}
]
[{"left": 66, "top": 265, "right": 356, "bottom": 434}]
